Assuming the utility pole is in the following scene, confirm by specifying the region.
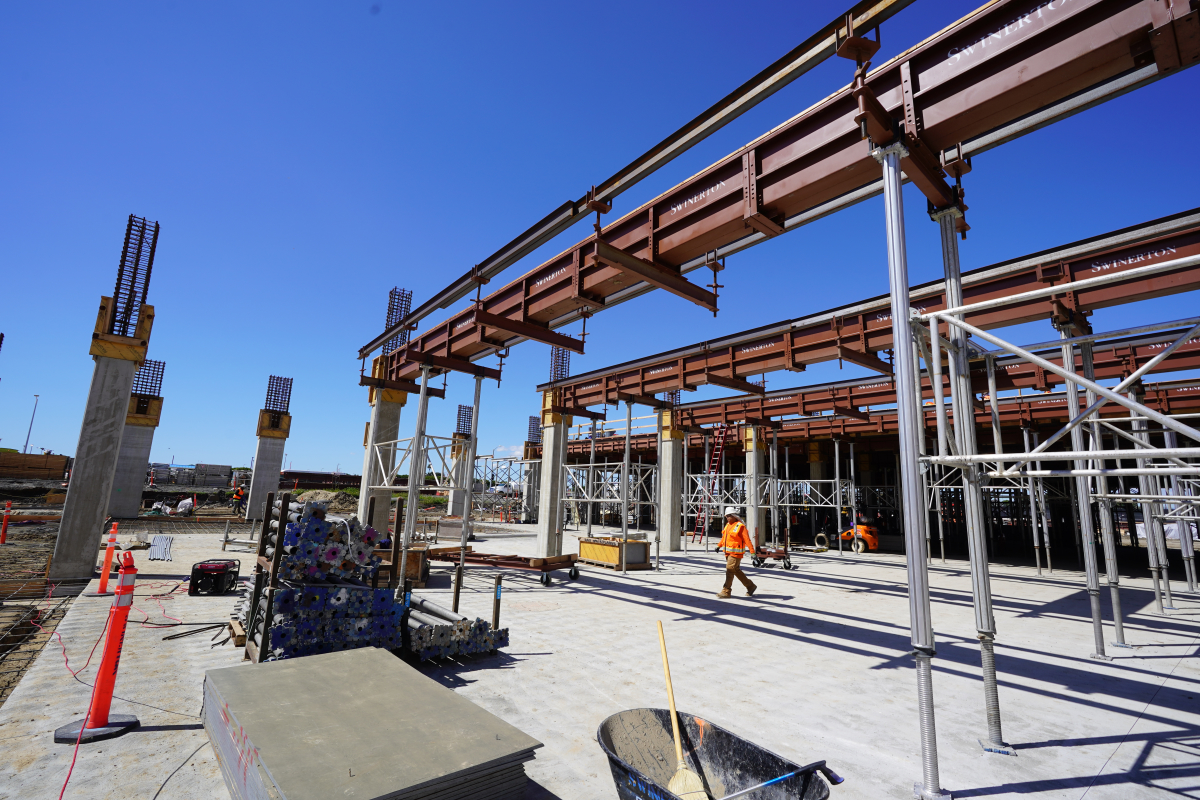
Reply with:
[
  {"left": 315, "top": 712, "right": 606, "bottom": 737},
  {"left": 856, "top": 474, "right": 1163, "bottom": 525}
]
[{"left": 23, "top": 395, "right": 39, "bottom": 454}]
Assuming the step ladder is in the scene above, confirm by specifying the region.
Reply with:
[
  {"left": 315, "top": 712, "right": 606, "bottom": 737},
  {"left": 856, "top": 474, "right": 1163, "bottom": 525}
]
[{"left": 691, "top": 423, "right": 730, "bottom": 543}]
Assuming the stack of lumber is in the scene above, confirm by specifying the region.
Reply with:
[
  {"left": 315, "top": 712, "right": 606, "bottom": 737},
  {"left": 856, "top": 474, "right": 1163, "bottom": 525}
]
[
  {"left": 406, "top": 594, "right": 509, "bottom": 662},
  {"left": 204, "top": 648, "right": 542, "bottom": 800},
  {"left": 195, "top": 463, "right": 233, "bottom": 487},
  {"left": 0, "top": 453, "right": 69, "bottom": 480}
]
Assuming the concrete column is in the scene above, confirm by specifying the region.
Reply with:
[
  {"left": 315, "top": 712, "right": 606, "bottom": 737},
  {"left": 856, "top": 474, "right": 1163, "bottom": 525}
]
[
  {"left": 246, "top": 436, "right": 286, "bottom": 521},
  {"left": 357, "top": 386, "right": 405, "bottom": 531},
  {"left": 744, "top": 426, "right": 767, "bottom": 548},
  {"left": 659, "top": 410, "right": 684, "bottom": 552},
  {"left": 107, "top": 424, "right": 155, "bottom": 519},
  {"left": 50, "top": 356, "right": 138, "bottom": 579},
  {"left": 521, "top": 462, "right": 539, "bottom": 524},
  {"left": 448, "top": 433, "right": 470, "bottom": 517},
  {"left": 536, "top": 392, "right": 569, "bottom": 557}
]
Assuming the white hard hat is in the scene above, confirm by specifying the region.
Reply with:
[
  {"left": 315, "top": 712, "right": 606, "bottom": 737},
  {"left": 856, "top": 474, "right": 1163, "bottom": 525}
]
[{"left": 723, "top": 507, "right": 738, "bottom": 517}]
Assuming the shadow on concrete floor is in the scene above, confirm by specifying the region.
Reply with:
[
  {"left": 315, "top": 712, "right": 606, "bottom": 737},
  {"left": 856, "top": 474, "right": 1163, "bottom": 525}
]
[{"left": 525, "top": 777, "right": 567, "bottom": 799}]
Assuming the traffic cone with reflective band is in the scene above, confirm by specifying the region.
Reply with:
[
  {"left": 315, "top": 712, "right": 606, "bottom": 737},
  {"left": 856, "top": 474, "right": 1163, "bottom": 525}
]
[
  {"left": 86, "top": 523, "right": 118, "bottom": 597},
  {"left": 54, "top": 551, "right": 140, "bottom": 743}
]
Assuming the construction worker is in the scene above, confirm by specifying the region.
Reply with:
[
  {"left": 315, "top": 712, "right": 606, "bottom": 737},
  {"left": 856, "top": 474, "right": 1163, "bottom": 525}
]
[
  {"left": 716, "top": 506, "right": 757, "bottom": 599},
  {"left": 231, "top": 486, "right": 246, "bottom": 515}
]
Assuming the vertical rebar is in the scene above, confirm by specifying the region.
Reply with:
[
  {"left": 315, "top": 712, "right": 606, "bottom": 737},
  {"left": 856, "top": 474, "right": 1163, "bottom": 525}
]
[{"left": 877, "top": 142, "right": 944, "bottom": 798}]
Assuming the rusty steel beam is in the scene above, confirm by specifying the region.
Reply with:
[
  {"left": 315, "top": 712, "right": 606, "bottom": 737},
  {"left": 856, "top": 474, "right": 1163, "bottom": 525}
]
[
  {"left": 358, "top": 374, "right": 447, "bottom": 399},
  {"left": 542, "top": 208, "right": 1200, "bottom": 405},
  {"left": 357, "top": 0, "right": 917, "bottom": 358},
  {"left": 382, "top": 0, "right": 1199, "bottom": 380},
  {"left": 591, "top": 240, "right": 717, "bottom": 312},
  {"left": 472, "top": 310, "right": 585, "bottom": 354}
]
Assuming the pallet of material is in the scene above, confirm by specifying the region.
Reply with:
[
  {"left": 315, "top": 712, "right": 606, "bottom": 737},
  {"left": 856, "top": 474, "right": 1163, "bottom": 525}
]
[
  {"left": 204, "top": 647, "right": 542, "bottom": 800},
  {"left": 0, "top": 452, "right": 70, "bottom": 480},
  {"left": 577, "top": 537, "right": 651, "bottom": 570},
  {"left": 228, "top": 619, "right": 246, "bottom": 647}
]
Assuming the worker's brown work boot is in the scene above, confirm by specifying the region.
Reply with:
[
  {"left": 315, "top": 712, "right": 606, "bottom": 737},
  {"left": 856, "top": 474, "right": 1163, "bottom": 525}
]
[
  {"left": 716, "top": 588, "right": 732, "bottom": 599},
  {"left": 746, "top": 582, "right": 758, "bottom": 597}
]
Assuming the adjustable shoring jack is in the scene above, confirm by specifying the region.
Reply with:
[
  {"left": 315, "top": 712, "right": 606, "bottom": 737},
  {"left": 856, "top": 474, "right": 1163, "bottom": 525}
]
[{"left": 586, "top": 185, "right": 611, "bottom": 236}]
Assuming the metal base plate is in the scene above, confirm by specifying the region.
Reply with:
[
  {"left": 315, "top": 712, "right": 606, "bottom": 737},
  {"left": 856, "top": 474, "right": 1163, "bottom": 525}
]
[
  {"left": 914, "top": 783, "right": 953, "bottom": 799},
  {"left": 1090, "top": 652, "right": 1114, "bottom": 661},
  {"left": 54, "top": 714, "right": 139, "bottom": 744},
  {"left": 979, "top": 738, "right": 1017, "bottom": 756}
]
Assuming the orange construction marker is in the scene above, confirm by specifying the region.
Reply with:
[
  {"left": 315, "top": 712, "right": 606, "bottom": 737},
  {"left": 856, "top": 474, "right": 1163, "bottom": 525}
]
[
  {"left": 54, "top": 551, "right": 140, "bottom": 743},
  {"left": 89, "top": 523, "right": 118, "bottom": 597},
  {"left": 0, "top": 501, "right": 10, "bottom": 545}
]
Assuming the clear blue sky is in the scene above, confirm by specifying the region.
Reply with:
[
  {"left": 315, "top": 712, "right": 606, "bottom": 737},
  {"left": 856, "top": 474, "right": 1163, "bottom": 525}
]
[{"left": 3, "top": 2, "right": 1199, "bottom": 471}]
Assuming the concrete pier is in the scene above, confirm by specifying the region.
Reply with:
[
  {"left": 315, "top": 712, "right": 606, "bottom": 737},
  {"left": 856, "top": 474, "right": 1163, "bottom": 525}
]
[
  {"left": 659, "top": 410, "right": 684, "bottom": 552},
  {"left": 536, "top": 393, "right": 569, "bottom": 557},
  {"left": 744, "top": 426, "right": 768, "bottom": 547},
  {"left": 358, "top": 387, "right": 405, "bottom": 530},
  {"left": 245, "top": 408, "right": 290, "bottom": 521},
  {"left": 50, "top": 355, "right": 138, "bottom": 579}
]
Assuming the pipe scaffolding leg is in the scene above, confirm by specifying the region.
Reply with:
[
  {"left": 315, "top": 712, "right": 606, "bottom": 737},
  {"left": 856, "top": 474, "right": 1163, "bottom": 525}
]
[
  {"left": 398, "top": 366, "right": 432, "bottom": 597},
  {"left": 1164, "top": 431, "right": 1198, "bottom": 592},
  {"left": 933, "top": 205, "right": 1009, "bottom": 753},
  {"left": 1058, "top": 330, "right": 1109, "bottom": 659},
  {"left": 1021, "top": 428, "right": 1044, "bottom": 576},
  {"left": 875, "top": 141, "right": 950, "bottom": 799},
  {"left": 1131, "top": 389, "right": 1170, "bottom": 612}
]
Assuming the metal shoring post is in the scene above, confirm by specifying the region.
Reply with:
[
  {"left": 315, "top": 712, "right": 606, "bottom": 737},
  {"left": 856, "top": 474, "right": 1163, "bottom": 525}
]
[
  {"left": 1164, "top": 431, "right": 1198, "bottom": 591},
  {"left": 1022, "top": 428, "right": 1044, "bottom": 576},
  {"left": 874, "top": 141, "right": 947, "bottom": 800},
  {"left": 769, "top": 431, "right": 780, "bottom": 548},
  {"left": 587, "top": 419, "right": 597, "bottom": 539},
  {"left": 398, "top": 366, "right": 432, "bottom": 599},
  {"left": 986, "top": 356, "right": 1003, "bottom": 455},
  {"left": 1081, "top": 341, "right": 1126, "bottom": 644},
  {"left": 933, "top": 206, "right": 1008, "bottom": 752},
  {"left": 850, "top": 441, "right": 860, "bottom": 553},
  {"left": 1130, "top": 395, "right": 1167, "bottom": 610},
  {"left": 703, "top": 433, "right": 711, "bottom": 552},
  {"left": 1131, "top": 390, "right": 1171, "bottom": 611},
  {"left": 457, "top": 375, "right": 483, "bottom": 598},
  {"left": 655, "top": 410, "right": 662, "bottom": 570},
  {"left": 1032, "top": 432, "right": 1054, "bottom": 573},
  {"left": 1058, "top": 330, "right": 1109, "bottom": 658},
  {"left": 555, "top": 413, "right": 569, "bottom": 555},
  {"left": 784, "top": 446, "right": 791, "bottom": 550},
  {"left": 749, "top": 425, "right": 761, "bottom": 550},
  {"left": 834, "top": 437, "right": 843, "bottom": 555},
  {"left": 934, "top": 471, "right": 947, "bottom": 564},
  {"left": 622, "top": 401, "right": 632, "bottom": 574}
]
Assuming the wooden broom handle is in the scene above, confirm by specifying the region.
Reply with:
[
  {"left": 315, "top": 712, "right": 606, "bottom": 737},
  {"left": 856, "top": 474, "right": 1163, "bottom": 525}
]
[{"left": 657, "top": 621, "right": 685, "bottom": 765}]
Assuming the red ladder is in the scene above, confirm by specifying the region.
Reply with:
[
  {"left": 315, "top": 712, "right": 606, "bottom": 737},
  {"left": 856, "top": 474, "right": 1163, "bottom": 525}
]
[{"left": 691, "top": 424, "right": 730, "bottom": 543}]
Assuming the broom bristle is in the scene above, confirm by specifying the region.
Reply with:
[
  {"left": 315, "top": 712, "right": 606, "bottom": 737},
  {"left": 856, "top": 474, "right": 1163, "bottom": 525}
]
[{"left": 668, "top": 764, "right": 708, "bottom": 799}]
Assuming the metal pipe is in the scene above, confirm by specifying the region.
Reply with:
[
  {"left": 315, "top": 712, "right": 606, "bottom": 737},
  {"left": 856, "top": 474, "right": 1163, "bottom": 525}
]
[
  {"left": 1022, "top": 428, "right": 1043, "bottom": 576},
  {"left": 398, "top": 366, "right": 432, "bottom": 597},
  {"left": 622, "top": 400, "right": 632, "bottom": 574},
  {"left": 935, "top": 206, "right": 1006, "bottom": 746},
  {"left": 458, "top": 375, "right": 484, "bottom": 583},
  {"left": 587, "top": 419, "right": 597, "bottom": 538},
  {"left": 834, "top": 437, "right": 842, "bottom": 554},
  {"left": 1132, "top": 394, "right": 1168, "bottom": 613},
  {"left": 749, "top": 425, "right": 761, "bottom": 549},
  {"left": 1060, "top": 329, "right": 1108, "bottom": 659},
  {"left": 771, "top": 431, "right": 780, "bottom": 549},
  {"left": 987, "top": 356, "right": 1002, "bottom": 455},
  {"left": 877, "top": 141, "right": 943, "bottom": 798},
  {"left": 1164, "top": 431, "right": 1198, "bottom": 592},
  {"left": 1082, "top": 344, "right": 1125, "bottom": 645},
  {"left": 655, "top": 410, "right": 662, "bottom": 570}
]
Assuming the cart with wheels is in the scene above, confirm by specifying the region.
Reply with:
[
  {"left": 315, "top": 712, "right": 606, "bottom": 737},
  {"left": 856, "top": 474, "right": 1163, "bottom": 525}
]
[
  {"left": 751, "top": 546, "right": 794, "bottom": 570},
  {"left": 426, "top": 547, "right": 580, "bottom": 587}
]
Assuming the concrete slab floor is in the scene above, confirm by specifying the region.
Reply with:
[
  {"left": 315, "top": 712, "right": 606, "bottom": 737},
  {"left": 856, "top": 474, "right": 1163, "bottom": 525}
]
[
  {"left": 1, "top": 522, "right": 1197, "bottom": 800},
  {"left": 0, "top": 533, "right": 245, "bottom": 800},
  {"left": 422, "top": 523, "right": 1200, "bottom": 800}
]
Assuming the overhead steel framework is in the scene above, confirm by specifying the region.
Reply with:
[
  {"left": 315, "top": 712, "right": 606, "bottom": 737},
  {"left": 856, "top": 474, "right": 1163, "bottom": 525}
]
[{"left": 369, "top": 0, "right": 1199, "bottom": 389}]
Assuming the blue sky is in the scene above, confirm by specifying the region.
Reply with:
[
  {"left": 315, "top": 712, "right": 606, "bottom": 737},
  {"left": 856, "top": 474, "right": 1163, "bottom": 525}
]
[{"left": 2, "top": 2, "right": 1199, "bottom": 471}]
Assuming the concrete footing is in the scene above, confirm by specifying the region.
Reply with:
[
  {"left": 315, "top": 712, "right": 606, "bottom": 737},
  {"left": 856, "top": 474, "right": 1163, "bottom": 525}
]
[{"left": 50, "top": 356, "right": 138, "bottom": 579}]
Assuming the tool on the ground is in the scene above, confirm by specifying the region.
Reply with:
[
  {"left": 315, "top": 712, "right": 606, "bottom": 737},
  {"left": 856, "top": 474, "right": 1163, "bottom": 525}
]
[
  {"left": 163, "top": 623, "right": 228, "bottom": 640},
  {"left": 656, "top": 621, "right": 708, "bottom": 800},
  {"left": 54, "top": 552, "right": 140, "bottom": 743},
  {"left": 188, "top": 559, "right": 240, "bottom": 595},
  {"left": 87, "top": 523, "right": 119, "bottom": 597}
]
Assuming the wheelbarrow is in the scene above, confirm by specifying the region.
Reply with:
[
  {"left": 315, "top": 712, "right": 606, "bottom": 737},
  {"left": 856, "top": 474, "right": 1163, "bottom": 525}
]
[{"left": 598, "top": 708, "right": 842, "bottom": 800}]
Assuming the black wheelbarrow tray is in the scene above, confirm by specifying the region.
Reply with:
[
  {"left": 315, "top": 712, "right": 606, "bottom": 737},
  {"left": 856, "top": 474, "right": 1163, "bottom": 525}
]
[{"left": 598, "top": 708, "right": 842, "bottom": 800}]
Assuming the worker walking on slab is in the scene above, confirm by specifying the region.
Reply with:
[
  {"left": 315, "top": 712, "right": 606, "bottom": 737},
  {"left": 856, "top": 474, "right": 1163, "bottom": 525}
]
[
  {"left": 716, "top": 507, "right": 757, "bottom": 599},
  {"left": 231, "top": 486, "right": 245, "bottom": 515}
]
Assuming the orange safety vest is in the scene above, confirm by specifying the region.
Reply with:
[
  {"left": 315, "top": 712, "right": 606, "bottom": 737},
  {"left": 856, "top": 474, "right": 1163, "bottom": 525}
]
[{"left": 718, "top": 521, "right": 755, "bottom": 559}]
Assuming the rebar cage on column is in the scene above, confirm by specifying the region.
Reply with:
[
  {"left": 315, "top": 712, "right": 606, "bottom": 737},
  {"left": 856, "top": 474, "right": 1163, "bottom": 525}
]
[{"left": 111, "top": 214, "right": 159, "bottom": 337}]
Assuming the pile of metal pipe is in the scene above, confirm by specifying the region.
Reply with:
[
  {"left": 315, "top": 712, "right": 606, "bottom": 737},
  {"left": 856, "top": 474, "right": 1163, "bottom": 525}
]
[{"left": 404, "top": 593, "right": 509, "bottom": 662}]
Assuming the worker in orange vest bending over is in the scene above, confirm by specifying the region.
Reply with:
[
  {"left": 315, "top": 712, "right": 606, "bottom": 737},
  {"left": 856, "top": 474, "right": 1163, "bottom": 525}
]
[{"left": 716, "top": 507, "right": 757, "bottom": 599}]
